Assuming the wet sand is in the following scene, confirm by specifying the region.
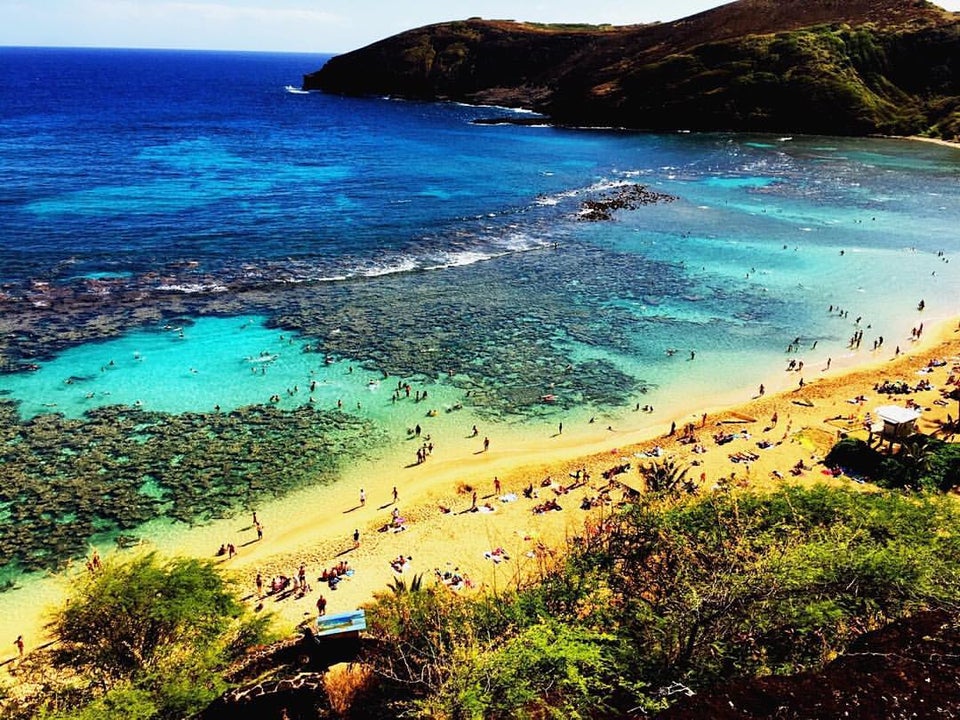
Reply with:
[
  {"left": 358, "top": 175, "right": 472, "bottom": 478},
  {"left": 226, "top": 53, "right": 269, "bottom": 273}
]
[{"left": 5, "top": 318, "right": 960, "bottom": 668}]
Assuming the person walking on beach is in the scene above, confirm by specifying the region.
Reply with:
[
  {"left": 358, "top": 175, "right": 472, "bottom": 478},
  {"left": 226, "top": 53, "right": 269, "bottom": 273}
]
[
  {"left": 483, "top": 436, "right": 490, "bottom": 452},
  {"left": 255, "top": 521, "right": 263, "bottom": 541},
  {"left": 494, "top": 476, "right": 501, "bottom": 495},
  {"left": 353, "top": 528, "right": 360, "bottom": 548},
  {"left": 14, "top": 635, "right": 23, "bottom": 658},
  {"left": 360, "top": 488, "right": 366, "bottom": 507},
  {"left": 758, "top": 384, "right": 765, "bottom": 396},
  {"left": 316, "top": 595, "right": 327, "bottom": 617},
  {"left": 255, "top": 572, "right": 263, "bottom": 598},
  {"left": 392, "top": 486, "right": 399, "bottom": 504}
]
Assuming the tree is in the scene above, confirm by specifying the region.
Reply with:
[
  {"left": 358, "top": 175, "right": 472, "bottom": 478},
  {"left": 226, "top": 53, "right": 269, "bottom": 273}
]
[
  {"left": 4, "top": 552, "right": 272, "bottom": 720},
  {"left": 48, "top": 553, "right": 247, "bottom": 683}
]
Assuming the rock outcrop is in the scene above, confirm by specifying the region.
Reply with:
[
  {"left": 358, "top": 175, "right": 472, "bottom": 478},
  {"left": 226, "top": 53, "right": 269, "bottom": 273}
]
[{"left": 304, "top": 0, "right": 960, "bottom": 139}]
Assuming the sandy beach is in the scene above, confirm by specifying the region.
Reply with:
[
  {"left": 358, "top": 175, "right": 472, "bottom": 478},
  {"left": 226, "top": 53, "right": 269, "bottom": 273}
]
[
  {"left": 5, "top": 318, "right": 960, "bottom": 669},
  {"left": 903, "top": 135, "right": 960, "bottom": 151}
]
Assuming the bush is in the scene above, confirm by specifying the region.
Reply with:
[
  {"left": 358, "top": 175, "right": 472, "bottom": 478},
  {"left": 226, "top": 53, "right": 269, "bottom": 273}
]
[
  {"left": 4, "top": 552, "right": 271, "bottom": 720},
  {"left": 360, "top": 485, "right": 960, "bottom": 716}
]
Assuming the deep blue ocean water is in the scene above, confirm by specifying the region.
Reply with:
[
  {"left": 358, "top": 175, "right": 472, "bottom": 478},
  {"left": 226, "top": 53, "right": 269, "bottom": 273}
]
[{"left": 1, "top": 47, "right": 960, "bottom": 591}]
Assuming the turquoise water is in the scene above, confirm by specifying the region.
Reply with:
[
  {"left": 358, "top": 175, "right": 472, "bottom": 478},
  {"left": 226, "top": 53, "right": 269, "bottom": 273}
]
[
  {"left": 1, "top": 49, "right": 960, "bottom": 592},
  {"left": 0, "top": 315, "right": 465, "bottom": 425}
]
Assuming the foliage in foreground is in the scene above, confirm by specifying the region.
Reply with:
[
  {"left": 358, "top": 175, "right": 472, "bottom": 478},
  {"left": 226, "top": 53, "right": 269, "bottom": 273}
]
[
  {"left": 826, "top": 434, "right": 960, "bottom": 492},
  {"left": 1, "top": 552, "right": 272, "bottom": 720},
  {"left": 358, "top": 485, "right": 960, "bottom": 718}
]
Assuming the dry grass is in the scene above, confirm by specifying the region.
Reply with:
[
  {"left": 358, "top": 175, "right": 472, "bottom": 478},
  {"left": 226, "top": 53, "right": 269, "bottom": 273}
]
[{"left": 323, "top": 662, "right": 374, "bottom": 717}]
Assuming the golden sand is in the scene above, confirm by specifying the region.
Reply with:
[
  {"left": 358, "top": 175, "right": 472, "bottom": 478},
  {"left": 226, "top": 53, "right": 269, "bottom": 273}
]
[{"left": 5, "top": 320, "right": 960, "bottom": 668}]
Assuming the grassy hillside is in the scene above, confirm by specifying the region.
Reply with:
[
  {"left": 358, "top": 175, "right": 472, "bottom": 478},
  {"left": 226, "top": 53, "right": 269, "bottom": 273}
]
[{"left": 305, "top": 0, "right": 960, "bottom": 139}]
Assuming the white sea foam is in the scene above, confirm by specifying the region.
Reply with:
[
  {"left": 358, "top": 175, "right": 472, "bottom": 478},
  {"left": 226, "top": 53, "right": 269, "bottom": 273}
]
[
  {"left": 358, "top": 257, "right": 419, "bottom": 278},
  {"left": 155, "top": 283, "right": 228, "bottom": 293},
  {"left": 424, "top": 251, "right": 494, "bottom": 270}
]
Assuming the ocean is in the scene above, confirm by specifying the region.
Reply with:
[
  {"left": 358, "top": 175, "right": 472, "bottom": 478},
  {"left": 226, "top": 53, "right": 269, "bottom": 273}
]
[{"left": 1, "top": 47, "right": 959, "bottom": 592}]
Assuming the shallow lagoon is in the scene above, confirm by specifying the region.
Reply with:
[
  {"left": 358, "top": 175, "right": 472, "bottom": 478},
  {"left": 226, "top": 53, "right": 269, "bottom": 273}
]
[{"left": 1, "top": 48, "right": 959, "bottom": 602}]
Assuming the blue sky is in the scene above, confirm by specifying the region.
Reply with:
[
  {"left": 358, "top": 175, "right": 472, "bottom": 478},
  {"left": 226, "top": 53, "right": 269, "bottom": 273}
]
[{"left": 5, "top": 0, "right": 958, "bottom": 54}]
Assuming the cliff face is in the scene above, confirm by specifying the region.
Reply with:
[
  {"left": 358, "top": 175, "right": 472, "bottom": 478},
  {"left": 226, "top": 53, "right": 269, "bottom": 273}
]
[{"left": 303, "top": 0, "right": 960, "bottom": 139}]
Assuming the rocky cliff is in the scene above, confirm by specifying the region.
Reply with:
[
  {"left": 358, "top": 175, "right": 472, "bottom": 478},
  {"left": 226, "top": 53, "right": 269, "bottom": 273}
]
[{"left": 304, "top": 0, "right": 960, "bottom": 139}]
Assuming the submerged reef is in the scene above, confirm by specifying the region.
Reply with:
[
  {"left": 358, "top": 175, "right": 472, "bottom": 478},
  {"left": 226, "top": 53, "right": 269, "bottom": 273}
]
[
  {"left": 0, "top": 401, "right": 380, "bottom": 575},
  {"left": 0, "top": 247, "right": 700, "bottom": 420}
]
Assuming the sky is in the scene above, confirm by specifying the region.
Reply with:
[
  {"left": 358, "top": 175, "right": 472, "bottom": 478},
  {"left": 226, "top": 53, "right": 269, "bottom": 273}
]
[{"left": 5, "top": 0, "right": 957, "bottom": 54}]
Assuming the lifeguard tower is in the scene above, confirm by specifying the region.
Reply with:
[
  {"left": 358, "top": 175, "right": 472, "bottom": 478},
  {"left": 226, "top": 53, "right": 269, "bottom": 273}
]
[{"left": 872, "top": 405, "right": 921, "bottom": 447}]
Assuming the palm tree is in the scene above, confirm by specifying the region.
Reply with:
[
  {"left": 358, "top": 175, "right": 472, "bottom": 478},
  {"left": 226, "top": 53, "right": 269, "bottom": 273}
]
[
  {"left": 387, "top": 572, "right": 424, "bottom": 596},
  {"left": 640, "top": 458, "right": 695, "bottom": 496},
  {"left": 898, "top": 438, "right": 935, "bottom": 489}
]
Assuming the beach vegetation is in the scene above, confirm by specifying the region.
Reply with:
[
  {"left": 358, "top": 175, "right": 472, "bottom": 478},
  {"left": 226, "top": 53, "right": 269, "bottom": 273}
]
[
  {"left": 2, "top": 552, "right": 272, "bottom": 720},
  {"left": 638, "top": 457, "right": 696, "bottom": 497},
  {"left": 323, "top": 663, "right": 375, "bottom": 717},
  {"left": 826, "top": 435, "right": 960, "bottom": 491},
  {"left": 355, "top": 484, "right": 960, "bottom": 717}
]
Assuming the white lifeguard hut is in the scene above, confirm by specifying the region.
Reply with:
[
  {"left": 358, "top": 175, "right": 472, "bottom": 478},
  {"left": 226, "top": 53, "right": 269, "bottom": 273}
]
[{"left": 872, "top": 405, "right": 921, "bottom": 445}]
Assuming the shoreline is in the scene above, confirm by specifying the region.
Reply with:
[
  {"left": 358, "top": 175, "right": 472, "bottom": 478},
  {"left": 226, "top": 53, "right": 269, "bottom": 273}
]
[
  {"left": 6, "top": 316, "right": 960, "bottom": 666},
  {"left": 901, "top": 135, "right": 960, "bottom": 150}
]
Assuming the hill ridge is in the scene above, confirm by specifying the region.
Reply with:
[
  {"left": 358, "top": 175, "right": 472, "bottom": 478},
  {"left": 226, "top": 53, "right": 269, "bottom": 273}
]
[{"left": 305, "top": 0, "right": 960, "bottom": 139}]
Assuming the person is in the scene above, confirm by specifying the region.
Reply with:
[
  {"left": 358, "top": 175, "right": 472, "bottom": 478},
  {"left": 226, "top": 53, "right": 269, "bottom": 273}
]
[
  {"left": 392, "top": 486, "right": 399, "bottom": 503},
  {"left": 471, "top": 490, "right": 477, "bottom": 510},
  {"left": 483, "top": 436, "right": 490, "bottom": 452},
  {"left": 759, "top": 384, "right": 765, "bottom": 396},
  {"left": 360, "top": 488, "right": 366, "bottom": 507},
  {"left": 494, "top": 476, "right": 502, "bottom": 494},
  {"left": 14, "top": 635, "right": 23, "bottom": 658},
  {"left": 353, "top": 528, "right": 360, "bottom": 548},
  {"left": 255, "top": 521, "right": 263, "bottom": 541},
  {"left": 316, "top": 595, "right": 327, "bottom": 616},
  {"left": 256, "top": 572, "right": 263, "bottom": 597}
]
